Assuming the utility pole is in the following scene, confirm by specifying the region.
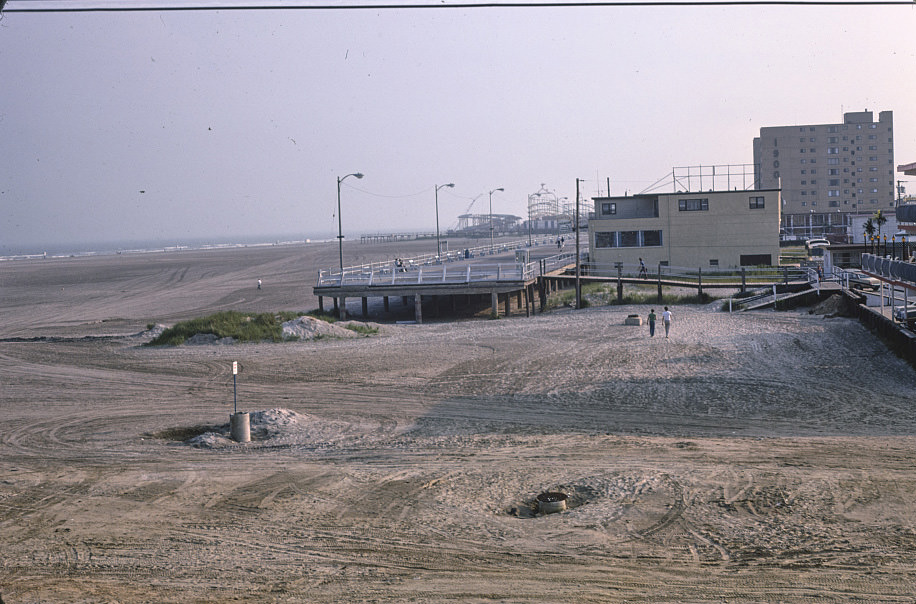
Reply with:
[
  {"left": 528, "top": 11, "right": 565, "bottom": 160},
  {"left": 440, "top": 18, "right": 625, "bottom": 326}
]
[{"left": 575, "top": 178, "right": 581, "bottom": 310}]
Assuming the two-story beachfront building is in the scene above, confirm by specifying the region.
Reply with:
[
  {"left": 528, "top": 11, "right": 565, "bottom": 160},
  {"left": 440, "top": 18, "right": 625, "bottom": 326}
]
[{"left": 588, "top": 189, "right": 781, "bottom": 269}]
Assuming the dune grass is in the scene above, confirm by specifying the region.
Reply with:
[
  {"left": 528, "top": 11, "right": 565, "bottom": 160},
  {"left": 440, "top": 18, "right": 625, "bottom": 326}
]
[
  {"left": 146, "top": 310, "right": 377, "bottom": 346},
  {"left": 147, "top": 310, "right": 304, "bottom": 346}
]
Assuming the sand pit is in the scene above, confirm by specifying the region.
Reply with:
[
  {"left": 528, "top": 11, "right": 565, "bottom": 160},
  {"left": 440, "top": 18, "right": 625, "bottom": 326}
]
[{"left": 2, "top": 240, "right": 916, "bottom": 602}]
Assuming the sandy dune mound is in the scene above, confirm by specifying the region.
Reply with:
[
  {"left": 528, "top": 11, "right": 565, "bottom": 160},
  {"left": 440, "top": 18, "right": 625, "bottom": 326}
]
[
  {"left": 186, "top": 407, "right": 356, "bottom": 448},
  {"left": 281, "top": 315, "right": 358, "bottom": 340}
]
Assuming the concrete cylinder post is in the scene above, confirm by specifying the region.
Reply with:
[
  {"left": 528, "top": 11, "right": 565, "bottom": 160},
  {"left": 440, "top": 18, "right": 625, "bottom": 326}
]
[{"left": 230, "top": 412, "right": 250, "bottom": 443}]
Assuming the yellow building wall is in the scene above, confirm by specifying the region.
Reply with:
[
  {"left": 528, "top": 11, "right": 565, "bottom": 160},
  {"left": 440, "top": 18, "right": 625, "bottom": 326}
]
[{"left": 589, "top": 190, "right": 781, "bottom": 269}]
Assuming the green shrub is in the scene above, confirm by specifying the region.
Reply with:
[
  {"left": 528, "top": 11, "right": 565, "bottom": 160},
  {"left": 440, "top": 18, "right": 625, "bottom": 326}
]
[
  {"left": 345, "top": 323, "right": 378, "bottom": 336},
  {"left": 147, "top": 311, "right": 288, "bottom": 346}
]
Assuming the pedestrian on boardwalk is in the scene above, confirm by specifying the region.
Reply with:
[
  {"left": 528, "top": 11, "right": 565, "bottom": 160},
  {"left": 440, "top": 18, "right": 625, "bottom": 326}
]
[
  {"left": 638, "top": 257, "right": 648, "bottom": 279},
  {"left": 647, "top": 308, "right": 657, "bottom": 337},
  {"left": 662, "top": 306, "right": 672, "bottom": 337},
  {"left": 257, "top": 279, "right": 262, "bottom": 290}
]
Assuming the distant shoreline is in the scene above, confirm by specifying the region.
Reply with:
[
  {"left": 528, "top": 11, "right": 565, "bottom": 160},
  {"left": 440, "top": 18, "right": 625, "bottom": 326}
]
[{"left": 0, "top": 235, "right": 338, "bottom": 263}]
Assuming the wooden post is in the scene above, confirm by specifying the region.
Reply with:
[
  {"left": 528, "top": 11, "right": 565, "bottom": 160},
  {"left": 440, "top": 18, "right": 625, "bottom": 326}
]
[
  {"left": 741, "top": 267, "right": 747, "bottom": 294},
  {"left": 361, "top": 297, "right": 368, "bottom": 318},
  {"left": 616, "top": 262, "right": 623, "bottom": 303},
  {"left": 383, "top": 296, "right": 390, "bottom": 312},
  {"left": 414, "top": 294, "right": 423, "bottom": 324},
  {"left": 339, "top": 297, "right": 347, "bottom": 320},
  {"left": 697, "top": 268, "right": 703, "bottom": 298},
  {"left": 318, "top": 296, "right": 325, "bottom": 313},
  {"left": 504, "top": 293, "right": 511, "bottom": 316},
  {"left": 491, "top": 291, "right": 499, "bottom": 318},
  {"left": 657, "top": 263, "right": 662, "bottom": 302}
]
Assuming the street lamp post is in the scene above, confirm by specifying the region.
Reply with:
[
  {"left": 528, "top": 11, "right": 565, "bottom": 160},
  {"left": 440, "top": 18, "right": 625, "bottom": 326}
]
[
  {"left": 575, "top": 178, "right": 582, "bottom": 309},
  {"left": 489, "top": 187, "right": 504, "bottom": 252},
  {"left": 435, "top": 183, "right": 455, "bottom": 259},
  {"left": 337, "top": 172, "right": 364, "bottom": 279}
]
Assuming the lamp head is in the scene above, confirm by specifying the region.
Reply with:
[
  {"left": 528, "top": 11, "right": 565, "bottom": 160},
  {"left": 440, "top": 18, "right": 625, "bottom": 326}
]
[
  {"left": 354, "top": 173, "right": 364, "bottom": 179},
  {"left": 446, "top": 183, "right": 455, "bottom": 188}
]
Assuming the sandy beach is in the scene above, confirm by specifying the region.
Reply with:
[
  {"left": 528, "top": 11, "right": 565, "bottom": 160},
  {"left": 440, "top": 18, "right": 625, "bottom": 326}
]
[{"left": 2, "top": 240, "right": 916, "bottom": 602}]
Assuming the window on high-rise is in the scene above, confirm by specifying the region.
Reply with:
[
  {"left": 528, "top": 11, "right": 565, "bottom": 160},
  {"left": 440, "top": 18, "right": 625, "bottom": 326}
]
[{"left": 678, "top": 198, "right": 708, "bottom": 211}]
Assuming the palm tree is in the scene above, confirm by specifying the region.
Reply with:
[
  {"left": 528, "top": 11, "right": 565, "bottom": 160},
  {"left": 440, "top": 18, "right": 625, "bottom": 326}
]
[
  {"left": 863, "top": 217, "right": 875, "bottom": 242},
  {"left": 874, "top": 210, "right": 887, "bottom": 239}
]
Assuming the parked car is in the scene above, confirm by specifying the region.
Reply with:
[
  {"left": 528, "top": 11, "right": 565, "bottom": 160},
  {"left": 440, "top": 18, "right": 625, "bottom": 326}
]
[
  {"left": 846, "top": 270, "right": 880, "bottom": 291},
  {"left": 893, "top": 305, "right": 916, "bottom": 322}
]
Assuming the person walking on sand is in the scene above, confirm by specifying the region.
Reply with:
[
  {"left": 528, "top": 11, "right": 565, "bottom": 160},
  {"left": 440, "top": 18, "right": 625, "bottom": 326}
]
[
  {"left": 662, "top": 306, "right": 672, "bottom": 338},
  {"left": 257, "top": 279, "right": 262, "bottom": 290},
  {"left": 647, "top": 308, "right": 657, "bottom": 337}
]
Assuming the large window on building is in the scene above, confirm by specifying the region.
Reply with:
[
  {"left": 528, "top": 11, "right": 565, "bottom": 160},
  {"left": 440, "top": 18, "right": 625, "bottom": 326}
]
[
  {"left": 642, "top": 230, "right": 663, "bottom": 247},
  {"left": 619, "top": 231, "right": 639, "bottom": 247},
  {"left": 595, "top": 232, "right": 616, "bottom": 248},
  {"left": 749, "top": 196, "right": 765, "bottom": 209},
  {"left": 678, "top": 198, "right": 708, "bottom": 212},
  {"left": 601, "top": 202, "right": 616, "bottom": 216},
  {"left": 740, "top": 254, "right": 772, "bottom": 266},
  {"left": 595, "top": 230, "right": 662, "bottom": 248}
]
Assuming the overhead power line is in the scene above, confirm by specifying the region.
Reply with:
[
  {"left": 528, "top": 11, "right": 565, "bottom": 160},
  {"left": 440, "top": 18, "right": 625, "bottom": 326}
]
[{"left": 3, "top": 0, "right": 915, "bottom": 12}]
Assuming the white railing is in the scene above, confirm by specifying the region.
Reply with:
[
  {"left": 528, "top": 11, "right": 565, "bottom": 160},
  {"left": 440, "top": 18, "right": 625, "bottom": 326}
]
[
  {"left": 328, "top": 237, "right": 558, "bottom": 277},
  {"left": 316, "top": 248, "right": 582, "bottom": 288},
  {"left": 861, "top": 253, "right": 916, "bottom": 285}
]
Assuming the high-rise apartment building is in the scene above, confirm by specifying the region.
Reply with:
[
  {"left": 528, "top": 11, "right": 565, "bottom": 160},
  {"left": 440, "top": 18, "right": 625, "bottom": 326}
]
[{"left": 754, "top": 110, "right": 895, "bottom": 239}]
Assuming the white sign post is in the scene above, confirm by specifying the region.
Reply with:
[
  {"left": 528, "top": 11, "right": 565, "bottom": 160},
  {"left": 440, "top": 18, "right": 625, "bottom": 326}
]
[{"left": 232, "top": 361, "right": 238, "bottom": 414}]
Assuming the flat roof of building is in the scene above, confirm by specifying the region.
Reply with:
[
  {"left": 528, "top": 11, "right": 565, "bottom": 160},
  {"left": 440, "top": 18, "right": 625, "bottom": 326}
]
[{"left": 592, "top": 188, "right": 781, "bottom": 200}]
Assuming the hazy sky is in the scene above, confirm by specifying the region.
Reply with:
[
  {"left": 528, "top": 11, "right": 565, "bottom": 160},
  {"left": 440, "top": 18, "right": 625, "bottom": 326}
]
[{"left": 1, "top": 1, "right": 914, "bottom": 252}]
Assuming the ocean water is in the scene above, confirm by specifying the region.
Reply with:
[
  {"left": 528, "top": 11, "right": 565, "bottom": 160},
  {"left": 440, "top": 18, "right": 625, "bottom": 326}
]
[{"left": 0, "top": 233, "right": 337, "bottom": 262}]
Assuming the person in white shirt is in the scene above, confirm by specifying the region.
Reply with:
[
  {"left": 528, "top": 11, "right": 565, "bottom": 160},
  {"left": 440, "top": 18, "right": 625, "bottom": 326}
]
[{"left": 662, "top": 306, "right": 672, "bottom": 338}]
